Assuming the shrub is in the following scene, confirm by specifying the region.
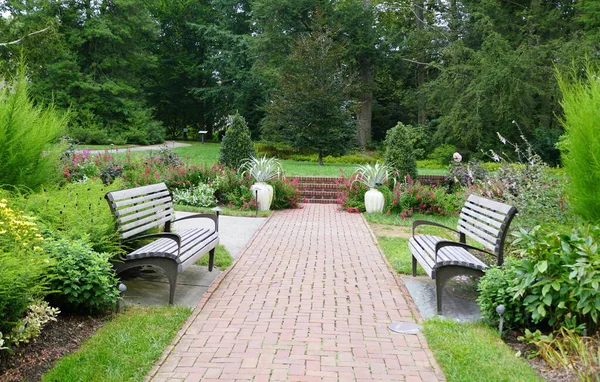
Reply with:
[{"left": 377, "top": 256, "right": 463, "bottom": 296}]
[
  {"left": 271, "top": 177, "right": 303, "bottom": 210},
  {"left": 384, "top": 122, "right": 418, "bottom": 181},
  {"left": 428, "top": 144, "right": 457, "bottom": 166},
  {"left": 512, "top": 225, "right": 600, "bottom": 333},
  {"left": 448, "top": 160, "right": 489, "bottom": 187},
  {"left": 45, "top": 238, "right": 119, "bottom": 313},
  {"left": 0, "top": 198, "right": 53, "bottom": 335},
  {"left": 218, "top": 114, "right": 256, "bottom": 169},
  {"left": 255, "top": 141, "right": 298, "bottom": 159},
  {"left": 17, "top": 180, "right": 123, "bottom": 254},
  {"left": 0, "top": 66, "right": 66, "bottom": 190},
  {"left": 390, "top": 177, "right": 463, "bottom": 218},
  {"left": 477, "top": 258, "right": 528, "bottom": 329},
  {"left": 557, "top": 65, "right": 600, "bottom": 223},
  {"left": 336, "top": 171, "right": 369, "bottom": 212},
  {"left": 172, "top": 184, "right": 217, "bottom": 208},
  {"left": 7, "top": 300, "right": 60, "bottom": 346}
]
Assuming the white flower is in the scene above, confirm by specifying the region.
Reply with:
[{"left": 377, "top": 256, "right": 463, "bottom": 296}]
[
  {"left": 497, "top": 132, "right": 507, "bottom": 144},
  {"left": 453, "top": 152, "right": 462, "bottom": 163}
]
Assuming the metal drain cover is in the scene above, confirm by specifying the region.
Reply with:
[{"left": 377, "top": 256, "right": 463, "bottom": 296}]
[{"left": 388, "top": 321, "right": 422, "bottom": 335}]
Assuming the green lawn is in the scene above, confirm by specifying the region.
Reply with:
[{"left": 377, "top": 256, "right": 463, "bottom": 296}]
[
  {"left": 168, "top": 141, "right": 448, "bottom": 177},
  {"left": 42, "top": 305, "right": 191, "bottom": 382},
  {"left": 364, "top": 212, "right": 458, "bottom": 228},
  {"left": 195, "top": 244, "right": 234, "bottom": 269},
  {"left": 423, "top": 318, "right": 542, "bottom": 382}
]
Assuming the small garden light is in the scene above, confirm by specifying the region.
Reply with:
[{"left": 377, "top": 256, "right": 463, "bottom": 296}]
[{"left": 496, "top": 304, "right": 505, "bottom": 336}]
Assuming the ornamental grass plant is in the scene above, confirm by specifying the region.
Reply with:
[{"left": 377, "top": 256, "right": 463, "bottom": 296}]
[
  {"left": 558, "top": 65, "right": 600, "bottom": 223},
  {"left": 0, "top": 66, "right": 66, "bottom": 190}
]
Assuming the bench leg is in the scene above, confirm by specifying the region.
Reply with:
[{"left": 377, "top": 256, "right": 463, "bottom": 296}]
[
  {"left": 412, "top": 255, "right": 417, "bottom": 277},
  {"left": 208, "top": 247, "right": 215, "bottom": 272},
  {"left": 434, "top": 266, "right": 484, "bottom": 315},
  {"left": 112, "top": 258, "right": 179, "bottom": 305}
]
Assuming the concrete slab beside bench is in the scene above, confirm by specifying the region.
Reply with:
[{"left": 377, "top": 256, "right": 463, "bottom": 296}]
[
  {"left": 105, "top": 182, "right": 219, "bottom": 304},
  {"left": 409, "top": 194, "right": 517, "bottom": 315}
]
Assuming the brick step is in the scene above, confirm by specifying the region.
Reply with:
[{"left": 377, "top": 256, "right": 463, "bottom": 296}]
[
  {"left": 301, "top": 190, "right": 338, "bottom": 198},
  {"left": 297, "top": 183, "right": 339, "bottom": 191},
  {"left": 296, "top": 176, "right": 339, "bottom": 185},
  {"left": 302, "top": 198, "right": 338, "bottom": 204}
]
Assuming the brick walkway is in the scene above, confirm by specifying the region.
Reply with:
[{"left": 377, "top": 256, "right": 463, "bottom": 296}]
[{"left": 149, "top": 204, "right": 444, "bottom": 382}]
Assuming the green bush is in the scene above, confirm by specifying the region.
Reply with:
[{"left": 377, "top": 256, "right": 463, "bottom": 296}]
[
  {"left": 0, "top": 66, "right": 66, "bottom": 190},
  {"left": 428, "top": 144, "right": 457, "bottom": 166},
  {"left": 512, "top": 225, "right": 600, "bottom": 333},
  {"left": 173, "top": 184, "right": 217, "bottom": 207},
  {"left": 416, "top": 159, "right": 446, "bottom": 169},
  {"left": 0, "top": 198, "right": 53, "bottom": 335},
  {"left": 45, "top": 238, "right": 119, "bottom": 313},
  {"left": 384, "top": 122, "right": 418, "bottom": 181},
  {"left": 255, "top": 141, "right": 298, "bottom": 159},
  {"left": 218, "top": 114, "right": 256, "bottom": 170},
  {"left": 558, "top": 65, "right": 600, "bottom": 223},
  {"left": 477, "top": 258, "right": 528, "bottom": 329},
  {"left": 17, "top": 180, "right": 123, "bottom": 254}
]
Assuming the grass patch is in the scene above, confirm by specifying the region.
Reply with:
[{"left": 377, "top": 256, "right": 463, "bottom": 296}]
[
  {"left": 364, "top": 212, "right": 458, "bottom": 228},
  {"left": 175, "top": 204, "right": 271, "bottom": 217},
  {"left": 378, "top": 236, "right": 425, "bottom": 275},
  {"left": 42, "top": 305, "right": 191, "bottom": 382},
  {"left": 195, "top": 244, "right": 233, "bottom": 269},
  {"left": 423, "top": 318, "right": 541, "bottom": 382},
  {"left": 172, "top": 142, "right": 221, "bottom": 165}
]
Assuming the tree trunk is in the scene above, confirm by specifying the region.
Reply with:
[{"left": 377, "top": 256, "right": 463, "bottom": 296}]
[
  {"left": 358, "top": 57, "right": 373, "bottom": 149},
  {"left": 415, "top": 0, "right": 427, "bottom": 126},
  {"left": 357, "top": 0, "right": 373, "bottom": 150},
  {"left": 318, "top": 151, "right": 324, "bottom": 166}
]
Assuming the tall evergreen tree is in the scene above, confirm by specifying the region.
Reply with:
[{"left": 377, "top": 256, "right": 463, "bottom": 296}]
[{"left": 261, "top": 21, "right": 357, "bottom": 165}]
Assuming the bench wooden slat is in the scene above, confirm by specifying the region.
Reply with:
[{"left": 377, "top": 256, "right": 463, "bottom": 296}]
[
  {"left": 107, "top": 183, "right": 168, "bottom": 201},
  {"left": 111, "top": 190, "right": 172, "bottom": 209},
  {"left": 114, "top": 195, "right": 172, "bottom": 217},
  {"left": 120, "top": 216, "right": 173, "bottom": 239},
  {"left": 120, "top": 209, "right": 175, "bottom": 233},
  {"left": 459, "top": 210, "right": 502, "bottom": 232},
  {"left": 462, "top": 200, "right": 506, "bottom": 222},
  {"left": 467, "top": 194, "right": 514, "bottom": 214},
  {"left": 458, "top": 221, "right": 498, "bottom": 252},
  {"left": 118, "top": 204, "right": 174, "bottom": 225}
]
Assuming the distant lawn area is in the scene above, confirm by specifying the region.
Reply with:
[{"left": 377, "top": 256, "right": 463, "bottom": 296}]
[{"left": 106, "top": 141, "right": 448, "bottom": 177}]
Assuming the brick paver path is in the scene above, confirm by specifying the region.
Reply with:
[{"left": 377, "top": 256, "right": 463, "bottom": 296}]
[{"left": 149, "top": 204, "right": 444, "bottom": 382}]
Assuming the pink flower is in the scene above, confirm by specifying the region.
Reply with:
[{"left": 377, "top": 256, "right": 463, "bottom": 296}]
[{"left": 453, "top": 152, "right": 462, "bottom": 163}]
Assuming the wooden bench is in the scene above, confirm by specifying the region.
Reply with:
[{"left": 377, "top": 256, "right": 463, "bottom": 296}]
[
  {"left": 105, "top": 182, "right": 219, "bottom": 304},
  {"left": 409, "top": 194, "right": 517, "bottom": 314}
]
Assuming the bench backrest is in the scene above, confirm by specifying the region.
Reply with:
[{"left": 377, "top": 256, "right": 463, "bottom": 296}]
[
  {"left": 105, "top": 183, "right": 174, "bottom": 240},
  {"left": 458, "top": 194, "right": 517, "bottom": 265}
]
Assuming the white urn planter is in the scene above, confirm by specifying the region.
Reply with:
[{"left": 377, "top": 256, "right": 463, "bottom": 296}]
[
  {"left": 364, "top": 187, "right": 384, "bottom": 213},
  {"left": 251, "top": 182, "right": 274, "bottom": 211}
]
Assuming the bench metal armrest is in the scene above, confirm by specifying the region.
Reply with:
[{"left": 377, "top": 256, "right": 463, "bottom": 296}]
[
  {"left": 169, "top": 213, "right": 219, "bottom": 232},
  {"left": 123, "top": 232, "right": 182, "bottom": 256},
  {"left": 412, "top": 220, "right": 465, "bottom": 242},
  {"left": 434, "top": 240, "right": 496, "bottom": 263}
]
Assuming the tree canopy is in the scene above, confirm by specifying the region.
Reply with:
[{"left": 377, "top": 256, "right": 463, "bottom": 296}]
[{"left": 0, "top": 0, "right": 598, "bottom": 163}]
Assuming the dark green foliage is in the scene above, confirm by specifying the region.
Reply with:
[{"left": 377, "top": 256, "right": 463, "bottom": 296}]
[
  {"left": 512, "top": 225, "right": 600, "bottom": 333},
  {"left": 558, "top": 65, "right": 600, "bottom": 223},
  {"left": 428, "top": 144, "right": 458, "bottom": 166},
  {"left": 448, "top": 161, "right": 489, "bottom": 187},
  {"left": 477, "top": 258, "right": 528, "bottom": 329},
  {"left": 261, "top": 20, "right": 357, "bottom": 165},
  {"left": 384, "top": 122, "right": 417, "bottom": 181},
  {"left": 0, "top": 67, "right": 66, "bottom": 190},
  {"left": 218, "top": 114, "right": 256, "bottom": 170},
  {"left": 45, "top": 238, "right": 119, "bottom": 313}
]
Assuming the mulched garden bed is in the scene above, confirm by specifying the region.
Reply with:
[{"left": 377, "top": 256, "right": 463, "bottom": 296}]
[{"left": 0, "top": 314, "right": 109, "bottom": 382}]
